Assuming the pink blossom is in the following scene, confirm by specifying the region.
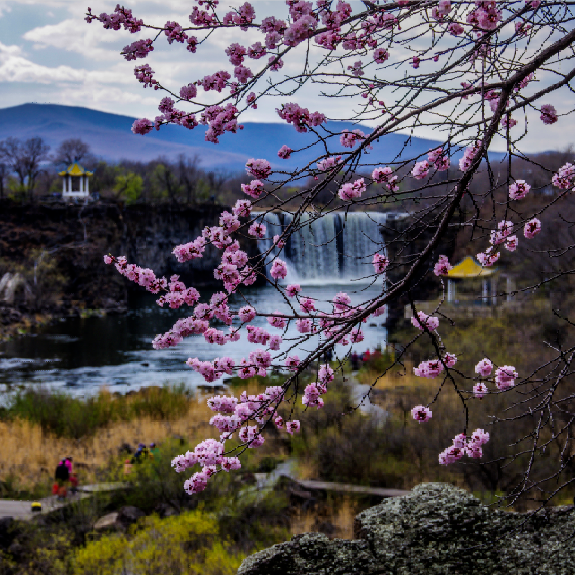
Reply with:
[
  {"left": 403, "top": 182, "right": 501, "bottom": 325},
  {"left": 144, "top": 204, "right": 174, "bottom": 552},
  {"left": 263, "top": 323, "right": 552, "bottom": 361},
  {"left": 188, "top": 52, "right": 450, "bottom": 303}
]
[
  {"left": 232, "top": 199, "right": 252, "bottom": 218},
  {"left": 347, "top": 61, "right": 364, "bottom": 77},
  {"left": 411, "top": 311, "right": 439, "bottom": 332},
  {"left": 350, "top": 327, "right": 365, "bottom": 343},
  {"left": 524, "top": 218, "right": 542, "bottom": 239},
  {"left": 207, "top": 395, "right": 239, "bottom": 414},
  {"left": 373, "top": 253, "right": 389, "bottom": 274},
  {"left": 477, "top": 247, "right": 500, "bottom": 267},
  {"left": 373, "top": 47, "right": 389, "bottom": 63},
  {"left": 241, "top": 180, "right": 265, "bottom": 199},
  {"left": 333, "top": 292, "right": 351, "bottom": 312},
  {"left": 338, "top": 178, "right": 366, "bottom": 201},
  {"left": 501, "top": 115, "right": 517, "bottom": 129},
  {"left": 278, "top": 145, "right": 292, "bottom": 159},
  {"left": 276, "top": 102, "right": 327, "bottom": 133},
  {"left": 248, "top": 221, "right": 266, "bottom": 238},
  {"left": 285, "top": 355, "right": 300, "bottom": 370},
  {"left": 286, "top": 420, "right": 301, "bottom": 434},
  {"left": 273, "top": 235, "right": 285, "bottom": 249},
  {"left": 300, "top": 297, "right": 316, "bottom": 313},
  {"left": 475, "top": 358, "right": 493, "bottom": 378},
  {"left": 473, "top": 382, "right": 488, "bottom": 399},
  {"left": 319, "top": 364, "right": 334, "bottom": 384},
  {"left": 296, "top": 318, "right": 312, "bottom": 333},
  {"left": 412, "top": 56, "right": 420, "bottom": 69},
  {"left": 540, "top": 104, "right": 558, "bottom": 125},
  {"left": 438, "top": 445, "right": 464, "bottom": 465},
  {"left": 448, "top": 22, "right": 464, "bottom": 36},
  {"left": 495, "top": 365, "right": 518, "bottom": 391},
  {"left": 317, "top": 156, "right": 342, "bottom": 171},
  {"left": 509, "top": 180, "right": 531, "bottom": 200},
  {"left": 234, "top": 65, "right": 254, "bottom": 84},
  {"left": 238, "top": 306, "right": 256, "bottom": 322},
  {"left": 372, "top": 166, "right": 399, "bottom": 191},
  {"left": 428, "top": 148, "right": 450, "bottom": 171},
  {"left": 411, "top": 160, "right": 429, "bottom": 180},
  {"left": 552, "top": 162, "right": 575, "bottom": 189},
  {"left": 180, "top": 83, "right": 197, "bottom": 100},
  {"left": 122, "top": 38, "right": 154, "bottom": 60},
  {"left": 245, "top": 158, "right": 272, "bottom": 179},
  {"left": 459, "top": 140, "right": 482, "bottom": 172},
  {"left": 340, "top": 129, "right": 366, "bottom": 149},
  {"left": 270, "top": 259, "right": 288, "bottom": 280},
  {"left": 444, "top": 353, "right": 457, "bottom": 368},
  {"left": 131, "top": 118, "right": 154, "bottom": 135},
  {"left": 413, "top": 359, "right": 443, "bottom": 378},
  {"left": 434, "top": 255, "right": 452, "bottom": 276},
  {"left": 286, "top": 284, "right": 301, "bottom": 297},
  {"left": 471, "top": 428, "right": 490, "bottom": 446},
  {"left": 269, "top": 335, "right": 282, "bottom": 350},
  {"left": 225, "top": 43, "right": 246, "bottom": 66},
  {"left": 411, "top": 405, "right": 432, "bottom": 423},
  {"left": 199, "top": 70, "right": 231, "bottom": 93},
  {"left": 505, "top": 235, "right": 518, "bottom": 252},
  {"left": 267, "top": 314, "right": 287, "bottom": 329}
]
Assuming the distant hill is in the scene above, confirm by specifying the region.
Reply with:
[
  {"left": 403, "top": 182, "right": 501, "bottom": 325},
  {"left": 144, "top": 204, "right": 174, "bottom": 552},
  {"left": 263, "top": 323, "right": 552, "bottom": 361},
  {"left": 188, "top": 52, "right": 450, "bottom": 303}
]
[{"left": 0, "top": 103, "right": 504, "bottom": 172}]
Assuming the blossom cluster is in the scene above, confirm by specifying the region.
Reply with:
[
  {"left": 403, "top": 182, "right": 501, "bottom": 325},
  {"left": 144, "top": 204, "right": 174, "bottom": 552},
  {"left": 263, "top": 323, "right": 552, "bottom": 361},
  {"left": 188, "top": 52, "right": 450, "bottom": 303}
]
[
  {"left": 277, "top": 102, "right": 326, "bottom": 133},
  {"left": 439, "top": 429, "right": 490, "bottom": 465}
]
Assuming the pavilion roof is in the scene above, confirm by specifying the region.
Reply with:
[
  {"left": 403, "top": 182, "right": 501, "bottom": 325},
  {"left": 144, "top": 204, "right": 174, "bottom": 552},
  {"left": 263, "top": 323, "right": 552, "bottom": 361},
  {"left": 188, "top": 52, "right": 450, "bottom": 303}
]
[
  {"left": 58, "top": 163, "right": 93, "bottom": 177},
  {"left": 447, "top": 256, "right": 497, "bottom": 278}
]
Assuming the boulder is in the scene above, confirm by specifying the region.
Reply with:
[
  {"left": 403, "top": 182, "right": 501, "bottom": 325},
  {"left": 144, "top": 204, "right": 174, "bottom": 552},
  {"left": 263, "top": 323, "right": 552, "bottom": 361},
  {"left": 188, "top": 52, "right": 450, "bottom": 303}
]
[
  {"left": 93, "top": 512, "right": 123, "bottom": 532},
  {"left": 238, "top": 483, "right": 575, "bottom": 575}
]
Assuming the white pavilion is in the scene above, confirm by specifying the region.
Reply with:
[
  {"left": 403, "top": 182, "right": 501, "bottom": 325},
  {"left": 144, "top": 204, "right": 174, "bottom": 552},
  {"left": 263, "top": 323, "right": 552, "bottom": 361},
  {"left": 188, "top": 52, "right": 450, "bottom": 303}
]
[{"left": 59, "top": 163, "right": 93, "bottom": 200}]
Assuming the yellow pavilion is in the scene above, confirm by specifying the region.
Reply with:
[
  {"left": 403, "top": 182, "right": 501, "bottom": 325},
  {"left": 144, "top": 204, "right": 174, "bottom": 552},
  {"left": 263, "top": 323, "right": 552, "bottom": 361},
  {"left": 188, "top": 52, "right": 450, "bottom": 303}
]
[
  {"left": 59, "top": 163, "right": 93, "bottom": 200},
  {"left": 446, "top": 256, "right": 498, "bottom": 304}
]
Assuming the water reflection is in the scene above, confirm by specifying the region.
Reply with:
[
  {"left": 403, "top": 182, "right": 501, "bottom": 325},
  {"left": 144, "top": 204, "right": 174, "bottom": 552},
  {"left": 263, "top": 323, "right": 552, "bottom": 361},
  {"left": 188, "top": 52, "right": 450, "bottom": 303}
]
[{"left": 0, "top": 284, "right": 386, "bottom": 395}]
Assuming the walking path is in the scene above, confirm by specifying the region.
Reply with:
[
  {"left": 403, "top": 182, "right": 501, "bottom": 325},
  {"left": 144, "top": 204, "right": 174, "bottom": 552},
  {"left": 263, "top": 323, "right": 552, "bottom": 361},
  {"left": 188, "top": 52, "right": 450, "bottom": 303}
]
[{"left": 0, "top": 483, "right": 129, "bottom": 520}]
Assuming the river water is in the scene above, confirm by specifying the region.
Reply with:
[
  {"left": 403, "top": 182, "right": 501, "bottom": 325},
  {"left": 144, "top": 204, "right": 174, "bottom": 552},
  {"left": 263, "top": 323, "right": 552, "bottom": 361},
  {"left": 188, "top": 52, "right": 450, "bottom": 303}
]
[
  {"left": 0, "top": 211, "right": 389, "bottom": 395},
  {"left": 0, "top": 284, "right": 386, "bottom": 396}
]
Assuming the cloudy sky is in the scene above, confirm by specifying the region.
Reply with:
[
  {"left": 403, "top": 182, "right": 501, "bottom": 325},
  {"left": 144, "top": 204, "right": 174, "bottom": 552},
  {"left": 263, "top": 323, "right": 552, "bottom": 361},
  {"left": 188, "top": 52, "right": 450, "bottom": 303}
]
[{"left": 0, "top": 0, "right": 573, "bottom": 154}]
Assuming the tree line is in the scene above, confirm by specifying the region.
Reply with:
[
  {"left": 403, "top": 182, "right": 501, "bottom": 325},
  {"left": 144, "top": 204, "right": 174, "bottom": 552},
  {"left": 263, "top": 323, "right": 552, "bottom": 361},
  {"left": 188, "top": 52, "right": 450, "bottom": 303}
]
[{"left": 0, "top": 137, "right": 247, "bottom": 205}]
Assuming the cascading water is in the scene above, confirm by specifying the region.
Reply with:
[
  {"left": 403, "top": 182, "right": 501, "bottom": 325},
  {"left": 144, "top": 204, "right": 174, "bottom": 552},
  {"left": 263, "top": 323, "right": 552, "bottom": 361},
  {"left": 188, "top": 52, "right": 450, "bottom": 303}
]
[{"left": 255, "top": 211, "right": 387, "bottom": 284}]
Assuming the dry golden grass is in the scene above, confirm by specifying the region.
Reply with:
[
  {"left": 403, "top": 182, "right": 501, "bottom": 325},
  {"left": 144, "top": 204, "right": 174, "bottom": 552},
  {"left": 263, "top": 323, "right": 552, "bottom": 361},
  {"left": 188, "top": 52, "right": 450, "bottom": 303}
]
[
  {"left": 0, "top": 392, "right": 215, "bottom": 491},
  {"left": 0, "top": 381, "right": 286, "bottom": 493}
]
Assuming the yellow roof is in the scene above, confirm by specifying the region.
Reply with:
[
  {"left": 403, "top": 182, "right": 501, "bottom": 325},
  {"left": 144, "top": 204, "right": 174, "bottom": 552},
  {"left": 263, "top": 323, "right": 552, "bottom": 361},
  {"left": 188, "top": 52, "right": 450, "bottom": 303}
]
[
  {"left": 447, "top": 256, "right": 497, "bottom": 278},
  {"left": 58, "top": 163, "right": 93, "bottom": 177}
]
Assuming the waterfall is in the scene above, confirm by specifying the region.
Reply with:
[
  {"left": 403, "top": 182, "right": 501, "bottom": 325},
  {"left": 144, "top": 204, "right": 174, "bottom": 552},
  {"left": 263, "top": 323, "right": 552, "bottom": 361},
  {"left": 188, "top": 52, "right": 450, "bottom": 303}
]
[{"left": 255, "top": 211, "right": 387, "bottom": 284}]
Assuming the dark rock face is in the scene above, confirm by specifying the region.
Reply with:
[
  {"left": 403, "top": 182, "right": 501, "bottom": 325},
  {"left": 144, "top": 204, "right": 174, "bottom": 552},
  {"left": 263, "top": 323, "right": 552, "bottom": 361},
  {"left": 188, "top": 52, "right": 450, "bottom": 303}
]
[
  {"left": 237, "top": 483, "right": 575, "bottom": 575},
  {"left": 0, "top": 200, "right": 261, "bottom": 313}
]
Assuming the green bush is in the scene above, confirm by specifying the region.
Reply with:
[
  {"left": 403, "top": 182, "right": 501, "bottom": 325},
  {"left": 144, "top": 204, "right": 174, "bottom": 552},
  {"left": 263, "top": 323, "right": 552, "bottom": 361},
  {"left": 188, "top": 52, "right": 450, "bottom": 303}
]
[{"left": 2, "top": 384, "right": 192, "bottom": 439}]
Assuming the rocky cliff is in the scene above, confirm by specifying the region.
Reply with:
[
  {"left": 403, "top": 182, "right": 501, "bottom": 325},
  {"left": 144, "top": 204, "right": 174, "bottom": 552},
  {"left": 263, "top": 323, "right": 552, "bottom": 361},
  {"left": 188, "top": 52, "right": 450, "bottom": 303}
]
[
  {"left": 0, "top": 200, "right": 255, "bottom": 313},
  {"left": 237, "top": 483, "right": 575, "bottom": 575}
]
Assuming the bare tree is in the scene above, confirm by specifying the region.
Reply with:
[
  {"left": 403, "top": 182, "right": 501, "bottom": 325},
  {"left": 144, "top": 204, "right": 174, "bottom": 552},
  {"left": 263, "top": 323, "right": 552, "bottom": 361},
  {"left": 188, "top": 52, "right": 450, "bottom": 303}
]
[
  {"left": 178, "top": 153, "right": 201, "bottom": 204},
  {"left": 0, "top": 137, "right": 50, "bottom": 200},
  {"left": 53, "top": 138, "right": 92, "bottom": 166}
]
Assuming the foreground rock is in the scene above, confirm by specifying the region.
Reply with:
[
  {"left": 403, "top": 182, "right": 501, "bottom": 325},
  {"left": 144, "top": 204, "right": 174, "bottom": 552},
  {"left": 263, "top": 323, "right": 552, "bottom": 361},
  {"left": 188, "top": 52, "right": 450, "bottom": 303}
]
[{"left": 237, "top": 483, "right": 575, "bottom": 575}]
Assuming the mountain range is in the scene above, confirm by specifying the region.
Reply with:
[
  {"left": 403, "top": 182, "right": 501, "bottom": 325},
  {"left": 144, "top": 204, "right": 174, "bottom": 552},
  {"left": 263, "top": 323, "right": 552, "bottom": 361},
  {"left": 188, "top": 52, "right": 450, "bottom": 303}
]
[{"left": 0, "top": 103, "right": 505, "bottom": 172}]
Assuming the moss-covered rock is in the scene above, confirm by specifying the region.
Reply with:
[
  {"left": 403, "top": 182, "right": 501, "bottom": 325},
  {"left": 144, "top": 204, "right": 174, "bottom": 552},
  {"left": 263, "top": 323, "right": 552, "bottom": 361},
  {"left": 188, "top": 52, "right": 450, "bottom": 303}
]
[{"left": 238, "top": 483, "right": 575, "bottom": 575}]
